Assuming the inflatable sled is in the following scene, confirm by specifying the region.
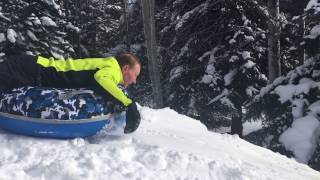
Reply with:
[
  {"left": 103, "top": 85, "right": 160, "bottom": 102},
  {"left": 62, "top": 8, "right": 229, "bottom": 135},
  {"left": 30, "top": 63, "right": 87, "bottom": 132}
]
[{"left": 0, "top": 87, "right": 126, "bottom": 138}]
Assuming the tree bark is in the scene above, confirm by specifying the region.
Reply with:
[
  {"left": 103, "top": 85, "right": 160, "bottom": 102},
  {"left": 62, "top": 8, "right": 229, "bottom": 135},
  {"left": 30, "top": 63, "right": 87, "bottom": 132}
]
[
  {"left": 231, "top": 103, "right": 243, "bottom": 138},
  {"left": 298, "top": 18, "right": 306, "bottom": 64},
  {"left": 141, "top": 0, "right": 164, "bottom": 108},
  {"left": 76, "top": 0, "right": 81, "bottom": 57},
  {"left": 268, "top": 0, "right": 281, "bottom": 82},
  {"left": 123, "top": 0, "right": 130, "bottom": 51}
]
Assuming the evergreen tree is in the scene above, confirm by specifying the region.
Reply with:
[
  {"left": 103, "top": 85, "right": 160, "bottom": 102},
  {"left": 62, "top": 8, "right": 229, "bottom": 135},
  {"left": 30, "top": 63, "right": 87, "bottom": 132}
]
[
  {"left": 245, "top": 0, "right": 320, "bottom": 170},
  {"left": 157, "top": 0, "right": 268, "bottom": 136},
  {"left": 62, "top": 0, "right": 123, "bottom": 57},
  {"left": 0, "top": 0, "right": 76, "bottom": 58}
]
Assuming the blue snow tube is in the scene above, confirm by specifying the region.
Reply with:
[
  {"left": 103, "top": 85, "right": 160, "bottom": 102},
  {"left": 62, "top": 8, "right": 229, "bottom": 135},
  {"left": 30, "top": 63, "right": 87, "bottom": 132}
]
[
  {"left": 0, "top": 87, "right": 125, "bottom": 138},
  {"left": 0, "top": 112, "right": 113, "bottom": 138}
]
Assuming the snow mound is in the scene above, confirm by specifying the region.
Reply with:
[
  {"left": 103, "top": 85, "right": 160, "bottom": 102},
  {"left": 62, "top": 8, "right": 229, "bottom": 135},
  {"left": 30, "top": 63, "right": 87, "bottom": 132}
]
[
  {"left": 279, "top": 115, "right": 320, "bottom": 163},
  {"left": 0, "top": 107, "right": 319, "bottom": 180}
]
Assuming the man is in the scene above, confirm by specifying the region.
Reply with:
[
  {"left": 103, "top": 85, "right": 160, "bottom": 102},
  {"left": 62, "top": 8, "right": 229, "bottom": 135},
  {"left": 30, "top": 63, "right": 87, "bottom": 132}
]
[{"left": 0, "top": 53, "right": 141, "bottom": 133}]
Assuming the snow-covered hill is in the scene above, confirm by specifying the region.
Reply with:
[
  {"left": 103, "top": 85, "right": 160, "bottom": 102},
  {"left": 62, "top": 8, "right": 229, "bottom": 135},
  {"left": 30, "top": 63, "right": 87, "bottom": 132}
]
[{"left": 0, "top": 107, "right": 319, "bottom": 180}]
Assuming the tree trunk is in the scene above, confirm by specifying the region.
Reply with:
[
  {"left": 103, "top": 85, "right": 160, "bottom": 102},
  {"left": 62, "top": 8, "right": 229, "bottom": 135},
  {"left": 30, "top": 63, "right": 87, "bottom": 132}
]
[
  {"left": 76, "top": 0, "right": 82, "bottom": 57},
  {"left": 141, "top": 0, "right": 164, "bottom": 108},
  {"left": 298, "top": 18, "right": 306, "bottom": 64},
  {"left": 231, "top": 104, "right": 243, "bottom": 138},
  {"left": 123, "top": 0, "right": 130, "bottom": 51},
  {"left": 268, "top": 0, "right": 281, "bottom": 82}
]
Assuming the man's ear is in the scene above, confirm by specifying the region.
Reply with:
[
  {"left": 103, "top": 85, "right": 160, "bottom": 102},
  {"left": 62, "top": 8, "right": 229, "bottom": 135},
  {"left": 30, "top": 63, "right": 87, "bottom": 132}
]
[{"left": 122, "top": 65, "right": 130, "bottom": 72}]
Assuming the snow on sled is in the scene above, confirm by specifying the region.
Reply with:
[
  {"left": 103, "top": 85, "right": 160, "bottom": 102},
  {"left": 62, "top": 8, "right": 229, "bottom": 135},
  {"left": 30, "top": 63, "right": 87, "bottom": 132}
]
[{"left": 0, "top": 87, "right": 126, "bottom": 139}]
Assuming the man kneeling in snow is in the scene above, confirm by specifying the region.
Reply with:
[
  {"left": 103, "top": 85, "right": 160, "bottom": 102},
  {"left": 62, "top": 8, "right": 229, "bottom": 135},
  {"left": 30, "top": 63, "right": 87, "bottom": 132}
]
[{"left": 0, "top": 53, "right": 141, "bottom": 133}]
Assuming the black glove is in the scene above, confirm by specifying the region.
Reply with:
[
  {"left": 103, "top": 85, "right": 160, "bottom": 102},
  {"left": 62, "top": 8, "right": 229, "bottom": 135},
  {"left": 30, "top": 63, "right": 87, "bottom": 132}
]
[{"left": 124, "top": 102, "right": 141, "bottom": 133}]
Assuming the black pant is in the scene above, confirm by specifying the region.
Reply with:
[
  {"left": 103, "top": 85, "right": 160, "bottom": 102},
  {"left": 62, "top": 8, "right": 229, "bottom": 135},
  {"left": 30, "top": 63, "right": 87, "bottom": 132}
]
[{"left": 0, "top": 55, "right": 39, "bottom": 92}]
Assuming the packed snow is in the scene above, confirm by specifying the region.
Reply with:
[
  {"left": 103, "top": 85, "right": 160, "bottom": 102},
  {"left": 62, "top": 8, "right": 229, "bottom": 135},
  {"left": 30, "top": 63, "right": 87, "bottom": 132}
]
[
  {"left": 242, "top": 120, "right": 262, "bottom": 136},
  {"left": 224, "top": 69, "right": 237, "bottom": 86},
  {"left": 29, "top": 16, "right": 41, "bottom": 25},
  {"left": 0, "top": 12, "right": 10, "bottom": 22},
  {"left": 6, "top": 29, "right": 17, "bottom": 44},
  {"left": 0, "top": 107, "right": 319, "bottom": 180},
  {"left": 66, "top": 22, "right": 81, "bottom": 33},
  {"left": 241, "top": 51, "right": 251, "bottom": 60},
  {"left": 27, "top": 30, "right": 39, "bottom": 42},
  {"left": 243, "top": 60, "right": 255, "bottom": 69},
  {"left": 175, "top": 3, "right": 206, "bottom": 31},
  {"left": 306, "top": 0, "right": 320, "bottom": 12},
  {"left": 306, "top": 24, "right": 320, "bottom": 39},
  {"left": 273, "top": 78, "right": 319, "bottom": 103},
  {"left": 0, "top": 33, "right": 5, "bottom": 43},
  {"left": 169, "top": 66, "right": 184, "bottom": 82},
  {"left": 41, "top": 16, "right": 57, "bottom": 27},
  {"left": 280, "top": 115, "right": 320, "bottom": 163}
]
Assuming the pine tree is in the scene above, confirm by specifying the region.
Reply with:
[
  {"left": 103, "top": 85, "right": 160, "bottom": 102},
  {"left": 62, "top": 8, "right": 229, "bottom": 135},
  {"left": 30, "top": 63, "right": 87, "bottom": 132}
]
[
  {"left": 62, "top": 0, "right": 123, "bottom": 57},
  {"left": 245, "top": 1, "right": 320, "bottom": 169},
  {"left": 0, "top": 0, "right": 77, "bottom": 58},
  {"left": 157, "top": 0, "right": 268, "bottom": 136}
]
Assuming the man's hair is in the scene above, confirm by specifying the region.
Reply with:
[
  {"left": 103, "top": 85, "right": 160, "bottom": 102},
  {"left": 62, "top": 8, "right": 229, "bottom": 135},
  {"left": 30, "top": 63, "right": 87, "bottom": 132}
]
[{"left": 115, "top": 53, "right": 141, "bottom": 68}]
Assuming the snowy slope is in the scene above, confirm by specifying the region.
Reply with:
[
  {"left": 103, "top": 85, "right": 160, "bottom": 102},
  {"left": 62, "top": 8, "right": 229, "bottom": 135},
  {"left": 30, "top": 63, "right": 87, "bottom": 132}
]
[{"left": 0, "top": 107, "right": 319, "bottom": 180}]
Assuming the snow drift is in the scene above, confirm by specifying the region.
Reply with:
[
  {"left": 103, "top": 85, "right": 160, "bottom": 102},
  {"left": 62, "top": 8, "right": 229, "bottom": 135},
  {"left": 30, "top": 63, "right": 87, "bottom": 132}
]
[{"left": 0, "top": 107, "right": 319, "bottom": 180}]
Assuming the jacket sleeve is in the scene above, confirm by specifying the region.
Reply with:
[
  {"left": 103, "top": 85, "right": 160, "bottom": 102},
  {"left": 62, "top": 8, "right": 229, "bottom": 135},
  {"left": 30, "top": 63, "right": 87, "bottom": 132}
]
[{"left": 94, "top": 67, "right": 132, "bottom": 106}]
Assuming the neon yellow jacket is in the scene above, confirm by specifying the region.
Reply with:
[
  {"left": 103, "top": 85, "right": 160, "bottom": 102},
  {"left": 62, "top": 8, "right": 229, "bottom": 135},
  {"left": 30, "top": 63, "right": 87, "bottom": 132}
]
[{"left": 37, "top": 56, "right": 132, "bottom": 106}]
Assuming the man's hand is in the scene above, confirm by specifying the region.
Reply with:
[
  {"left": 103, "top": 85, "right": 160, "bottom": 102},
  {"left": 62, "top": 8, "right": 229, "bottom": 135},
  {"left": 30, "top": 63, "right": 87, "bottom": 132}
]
[{"left": 124, "top": 102, "right": 141, "bottom": 133}]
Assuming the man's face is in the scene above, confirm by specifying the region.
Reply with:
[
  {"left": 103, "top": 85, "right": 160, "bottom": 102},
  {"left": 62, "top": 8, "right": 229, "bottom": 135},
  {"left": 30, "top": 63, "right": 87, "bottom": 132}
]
[{"left": 122, "top": 63, "right": 141, "bottom": 88}]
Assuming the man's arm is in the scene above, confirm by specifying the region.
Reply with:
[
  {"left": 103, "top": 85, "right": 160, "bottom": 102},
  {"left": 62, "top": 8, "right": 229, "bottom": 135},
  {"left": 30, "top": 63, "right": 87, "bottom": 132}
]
[{"left": 94, "top": 68, "right": 132, "bottom": 106}]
